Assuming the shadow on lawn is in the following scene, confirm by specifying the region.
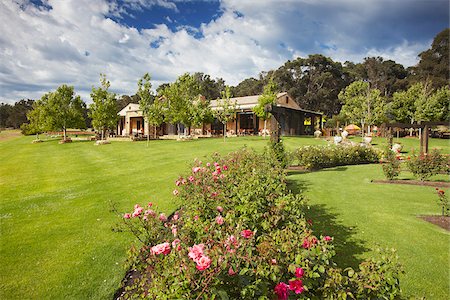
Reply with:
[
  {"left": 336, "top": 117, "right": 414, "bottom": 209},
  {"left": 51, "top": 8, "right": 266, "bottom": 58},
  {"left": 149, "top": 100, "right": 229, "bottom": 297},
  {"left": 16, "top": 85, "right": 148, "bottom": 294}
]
[
  {"left": 287, "top": 178, "right": 368, "bottom": 268},
  {"left": 306, "top": 203, "right": 369, "bottom": 269}
]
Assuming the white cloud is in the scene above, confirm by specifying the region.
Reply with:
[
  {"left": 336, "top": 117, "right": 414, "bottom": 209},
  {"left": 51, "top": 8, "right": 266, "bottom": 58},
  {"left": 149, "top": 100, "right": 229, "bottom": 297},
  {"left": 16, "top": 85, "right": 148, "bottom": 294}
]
[{"left": 0, "top": 0, "right": 442, "bottom": 103}]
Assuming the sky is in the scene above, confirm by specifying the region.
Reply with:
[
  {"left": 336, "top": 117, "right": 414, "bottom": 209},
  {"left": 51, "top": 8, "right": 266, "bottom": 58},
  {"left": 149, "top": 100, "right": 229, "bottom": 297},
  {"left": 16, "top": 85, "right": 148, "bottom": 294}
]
[{"left": 0, "top": 0, "right": 448, "bottom": 104}]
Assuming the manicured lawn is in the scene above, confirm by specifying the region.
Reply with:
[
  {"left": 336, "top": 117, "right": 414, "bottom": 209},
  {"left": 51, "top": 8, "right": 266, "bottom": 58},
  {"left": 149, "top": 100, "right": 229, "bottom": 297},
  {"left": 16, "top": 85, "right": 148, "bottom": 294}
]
[
  {"left": 288, "top": 164, "right": 449, "bottom": 299},
  {"left": 0, "top": 134, "right": 448, "bottom": 299}
]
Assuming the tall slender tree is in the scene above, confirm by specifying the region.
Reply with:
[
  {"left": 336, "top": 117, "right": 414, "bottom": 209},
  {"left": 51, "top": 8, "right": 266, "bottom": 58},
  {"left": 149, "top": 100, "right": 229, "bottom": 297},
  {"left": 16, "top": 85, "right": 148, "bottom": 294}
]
[
  {"left": 214, "top": 86, "right": 236, "bottom": 142},
  {"left": 253, "top": 77, "right": 278, "bottom": 138},
  {"left": 89, "top": 74, "right": 118, "bottom": 140}
]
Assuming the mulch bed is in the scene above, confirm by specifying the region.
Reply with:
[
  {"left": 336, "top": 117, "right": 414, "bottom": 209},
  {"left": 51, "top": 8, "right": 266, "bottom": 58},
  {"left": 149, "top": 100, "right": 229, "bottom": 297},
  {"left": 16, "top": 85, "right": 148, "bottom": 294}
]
[
  {"left": 372, "top": 179, "right": 450, "bottom": 188},
  {"left": 418, "top": 215, "right": 450, "bottom": 231}
]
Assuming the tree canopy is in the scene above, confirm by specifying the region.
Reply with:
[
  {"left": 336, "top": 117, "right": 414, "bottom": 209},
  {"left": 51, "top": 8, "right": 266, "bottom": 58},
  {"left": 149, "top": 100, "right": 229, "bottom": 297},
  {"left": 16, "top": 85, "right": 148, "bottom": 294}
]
[{"left": 89, "top": 74, "right": 118, "bottom": 140}]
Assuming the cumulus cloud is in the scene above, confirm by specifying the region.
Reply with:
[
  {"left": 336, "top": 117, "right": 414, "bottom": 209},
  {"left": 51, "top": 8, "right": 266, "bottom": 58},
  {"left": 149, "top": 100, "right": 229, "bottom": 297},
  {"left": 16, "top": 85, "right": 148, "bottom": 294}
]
[{"left": 0, "top": 0, "right": 447, "bottom": 103}]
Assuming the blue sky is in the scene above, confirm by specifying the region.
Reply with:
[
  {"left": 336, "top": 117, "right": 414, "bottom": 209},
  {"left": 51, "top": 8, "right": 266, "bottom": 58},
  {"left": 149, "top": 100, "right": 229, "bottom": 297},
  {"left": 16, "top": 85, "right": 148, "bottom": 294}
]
[{"left": 0, "top": 0, "right": 448, "bottom": 103}]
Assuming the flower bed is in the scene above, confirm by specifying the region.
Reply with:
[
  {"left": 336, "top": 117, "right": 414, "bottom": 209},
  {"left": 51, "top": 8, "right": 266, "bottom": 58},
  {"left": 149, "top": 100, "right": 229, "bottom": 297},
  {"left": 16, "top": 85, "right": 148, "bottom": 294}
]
[
  {"left": 292, "top": 145, "right": 380, "bottom": 171},
  {"left": 116, "top": 148, "right": 401, "bottom": 299}
]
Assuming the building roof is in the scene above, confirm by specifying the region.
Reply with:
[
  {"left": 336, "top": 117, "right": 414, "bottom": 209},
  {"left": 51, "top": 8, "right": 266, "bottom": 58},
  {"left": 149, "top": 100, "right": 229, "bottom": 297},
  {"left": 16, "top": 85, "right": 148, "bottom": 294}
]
[{"left": 118, "top": 103, "right": 140, "bottom": 116}]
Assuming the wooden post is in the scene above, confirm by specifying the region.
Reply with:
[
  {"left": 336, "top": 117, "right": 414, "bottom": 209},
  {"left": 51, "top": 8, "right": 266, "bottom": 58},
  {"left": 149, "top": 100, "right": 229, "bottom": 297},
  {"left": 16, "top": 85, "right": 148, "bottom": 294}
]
[
  {"left": 270, "top": 115, "right": 280, "bottom": 143},
  {"left": 388, "top": 127, "right": 393, "bottom": 148},
  {"left": 419, "top": 127, "right": 424, "bottom": 154},
  {"left": 424, "top": 125, "right": 429, "bottom": 154}
]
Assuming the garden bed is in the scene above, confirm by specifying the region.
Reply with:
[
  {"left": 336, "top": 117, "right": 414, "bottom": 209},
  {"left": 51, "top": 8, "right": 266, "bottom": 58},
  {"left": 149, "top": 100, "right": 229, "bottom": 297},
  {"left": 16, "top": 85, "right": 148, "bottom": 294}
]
[
  {"left": 418, "top": 215, "right": 450, "bottom": 231},
  {"left": 372, "top": 179, "right": 450, "bottom": 188}
]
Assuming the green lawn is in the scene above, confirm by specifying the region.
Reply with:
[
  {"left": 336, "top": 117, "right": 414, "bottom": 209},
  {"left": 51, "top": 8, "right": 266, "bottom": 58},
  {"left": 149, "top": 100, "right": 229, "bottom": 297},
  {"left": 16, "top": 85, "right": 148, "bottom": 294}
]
[{"left": 0, "top": 134, "right": 448, "bottom": 299}]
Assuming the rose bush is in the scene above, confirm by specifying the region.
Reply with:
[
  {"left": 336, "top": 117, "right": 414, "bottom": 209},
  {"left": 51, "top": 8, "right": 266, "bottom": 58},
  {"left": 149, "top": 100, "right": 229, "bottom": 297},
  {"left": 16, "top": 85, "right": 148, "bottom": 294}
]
[
  {"left": 406, "top": 149, "right": 449, "bottom": 181},
  {"left": 116, "top": 148, "right": 402, "bottom": 299},
  {"left": 292, "top": 145, "right": 380, "bottom": 170},
  {"left": 380, "top": 146, "right": 401, "bottom": 180}
]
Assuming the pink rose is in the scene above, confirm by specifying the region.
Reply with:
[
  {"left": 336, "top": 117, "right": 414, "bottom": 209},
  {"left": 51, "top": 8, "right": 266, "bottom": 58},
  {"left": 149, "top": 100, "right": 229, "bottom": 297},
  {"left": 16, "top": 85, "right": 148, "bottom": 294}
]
[
  {"left": 192, "top": 167, "right": 201, "bottom": 173},
  {"left": 324, "top": 236, "right": 332, "bottom": 242},
  {"left": 172, "top": 213, "right": 179, "bottom": 221},
  {"left": 171, "top": 225, "right": 177, "bottom": 237},
  {"left": 223, "top": 165, "right": 228, "bottom": 171},
  {"left": 159, "top": 213, "right": 167, "bottom": 222},
  {"left": 188, "top": 244, "right": 205, "bottom": 261},
  {"left": 132, "top": 205, "right": 143, "bottom": 217},
  {"left": 211, "top": 192, "right": 218, "bottom": 197},
  {"left": 193, "top": 215, "right": 199, "bottom": 221},
  {"left": 216, "top": 215, "right": 224, "bottom": 225},
  {"left": 274, "top": 282, "right": 289, "bottom": 300},
  {"left": 147, "top": 202, "right": 153, "bottom": 207},
  {"left": 173, "top": 189, "right": 179, "bottom": 196},
  {"left": 172, "top": 239, "right": 181, "bottom": 249},
  {"left": 195, "top": 255, "right": 211, "bottom": 271},
  {"left": 145, "top": 209, "right": 156, "bottom": 217},
  {"left": 151, "top": 242, "right": 171, "bottom": 255},
  {"left": 189, "top": 176, "right": 195, "bottom": 182},
  {"left": 206, "top": 162, "right": 211, "bottom": 167},
  {"left": 289, "top": 279, "right": 304, "bottom": 294},
  {"left": 228, "top": 266, "right": 237, "bottom": 276},
  {"left": 123, "top": 213, "right": 131, "bottom": 219},
  {"left": 241, "top": 229, "right": 253, "bottom": 239},
  {"left": 295, "top": 267, "right": 304, "bottom": 278},
  {"left": 175, "top": 180, "right": 181, "bottom": 186},
  {"left": 216, "top": 206, "right": 223, "bottom": 213},
  {"left": 214, "top": 162, "right": 219, "bottom": 167}
]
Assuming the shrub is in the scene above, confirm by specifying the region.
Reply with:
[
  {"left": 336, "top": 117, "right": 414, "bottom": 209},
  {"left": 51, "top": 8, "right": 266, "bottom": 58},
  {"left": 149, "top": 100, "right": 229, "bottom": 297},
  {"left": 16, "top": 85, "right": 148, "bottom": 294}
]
[
  {"left": 435, "top": 188, "right": 449, "bottom": 217},
  {"left": 293, "top": 145, "right": 380, "bottom": 170},
  {"left": 270, "top": 140, "right": 289, "bottom": 168},
  {"left": 116, "top": 149, "right": 402, "bottom": 299},
  {"left": 380, "top": 147, "right": 401, "bottom": 180},
  {"left": 406, "top": 149, "right": 448, "bottom": 181}
]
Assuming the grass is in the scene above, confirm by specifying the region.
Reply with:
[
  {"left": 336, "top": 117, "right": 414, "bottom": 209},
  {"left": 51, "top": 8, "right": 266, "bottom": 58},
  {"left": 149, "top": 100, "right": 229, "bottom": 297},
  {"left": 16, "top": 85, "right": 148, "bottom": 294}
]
[{"left": 0, "top": 134, "right": 448, "bottom": 299}]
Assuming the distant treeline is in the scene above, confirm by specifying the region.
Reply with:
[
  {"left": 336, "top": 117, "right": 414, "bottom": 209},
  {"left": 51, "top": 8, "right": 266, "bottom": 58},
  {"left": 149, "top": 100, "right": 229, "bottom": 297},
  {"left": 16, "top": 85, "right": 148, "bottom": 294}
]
[{"left": 1, "top": 28, "right": 448, "bottom": 129}]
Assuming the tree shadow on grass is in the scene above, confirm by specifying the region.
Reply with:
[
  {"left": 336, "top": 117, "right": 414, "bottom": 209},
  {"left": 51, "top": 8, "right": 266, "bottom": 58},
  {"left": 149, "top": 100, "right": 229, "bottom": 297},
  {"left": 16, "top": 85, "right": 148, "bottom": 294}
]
[{"left": 307, "top": 203, "right": 369, "bottom": 269}]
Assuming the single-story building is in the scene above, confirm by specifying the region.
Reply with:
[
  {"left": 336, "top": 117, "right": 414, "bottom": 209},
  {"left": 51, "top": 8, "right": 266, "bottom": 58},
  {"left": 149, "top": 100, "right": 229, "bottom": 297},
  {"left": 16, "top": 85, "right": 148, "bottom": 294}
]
[{"left": 117, "top": 92, "right": 323, "bottom": 137}]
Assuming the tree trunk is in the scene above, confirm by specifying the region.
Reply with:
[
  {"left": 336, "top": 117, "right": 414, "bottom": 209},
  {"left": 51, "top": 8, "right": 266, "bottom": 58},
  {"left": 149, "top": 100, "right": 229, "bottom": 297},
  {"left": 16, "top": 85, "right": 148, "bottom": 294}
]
[
  {"left": 223, "top": 123, "right": 226, "bottom": 142},
  {"left": 147, "top": 122, "right": 150, "bottom": 147},
  {"left": 101, "top": 128, "right": 104, "bottom": 140},
  {"left": 63, "top": 127, "right": 67, "bottom": 141},
  {"left": 263, "top": 119, "right": 267, "bottom": 139}
]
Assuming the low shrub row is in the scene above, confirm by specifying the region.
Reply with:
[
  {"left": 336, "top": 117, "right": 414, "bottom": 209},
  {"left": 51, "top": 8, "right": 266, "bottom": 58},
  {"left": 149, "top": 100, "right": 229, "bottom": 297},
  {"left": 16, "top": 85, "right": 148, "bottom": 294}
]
[
  {"left": 292, "top": 145, "right": 380, "bottom": 171},
  {"left": 405, "top": 150, "right": 449, "bottom": 181},
  {"left": 116, "top": 148, "right": 402, "bottom": 299},
  {"left": 380, "top": 148, "right": 449, "bottom": 181}
]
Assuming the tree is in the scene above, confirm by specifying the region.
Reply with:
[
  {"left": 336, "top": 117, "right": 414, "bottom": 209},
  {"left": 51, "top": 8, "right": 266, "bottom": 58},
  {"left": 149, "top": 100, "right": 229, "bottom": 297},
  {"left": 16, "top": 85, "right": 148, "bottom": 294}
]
[
  {"left": 161, "top": 73, "right": 204, "bottom": 135},
  {"left": 37, "top": 85, "right": 86, "bottom": 141},
  {"left": 231, "top": 78, "right": 264, "bottom": 97},
  {"left": 89, "top": 74, "right": 118, "bottom": 140},
  {"left": 193, "top": 72, "right": 226, "bottom": 100},
  {"left": 22, "top": 99, "right": 48, "bottom": 138},
  {"left": 412, "top": 28, "right": 449, "bottom": 89},
  {"left": 415, "top": 85, "right": 450, "bottom": 122},
  {"left": 390, "top": 83, "right": 432, "bottom": 125},
  {"left": 338, "top": 81, "right": 386, "bottom": 136},
  {"left": 137, "top": 73, "right": 164, "bottom": 143},
  {"left": 271, "top": 55, "right": 350, "bottom": 116},
  {"left": 253, "top": 77, "right": 278, "bottom": 138},
  {"left": 214, "top": 86, "right": 236, "bottom": 142}
]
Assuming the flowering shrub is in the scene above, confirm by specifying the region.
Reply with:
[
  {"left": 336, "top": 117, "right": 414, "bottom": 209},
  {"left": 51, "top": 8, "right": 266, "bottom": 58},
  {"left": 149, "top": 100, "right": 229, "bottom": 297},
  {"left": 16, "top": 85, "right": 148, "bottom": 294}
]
[
  {"left": 435, "top": 188, "right": 449, "bottom": 217},
  {"left": 406, "top": 149, "right": 449, "bottom": 181},
  {"left": 380, "top": 147, "right": 401, "bottom": 180},
  {"left": 292, "top": 145, "right": 380, "bottom": 170},
  {"left": 117, "top": 148, "right": 402, "bottom": 299}
]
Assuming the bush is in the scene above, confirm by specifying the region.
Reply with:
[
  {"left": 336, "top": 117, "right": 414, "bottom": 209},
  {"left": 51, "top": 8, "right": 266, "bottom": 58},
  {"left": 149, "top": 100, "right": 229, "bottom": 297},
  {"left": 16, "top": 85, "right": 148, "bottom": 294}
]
[
  {"left": 292, "top": 145, "right": 380, "bottom": 170},
  {"left": 270, "top": 140, "right": 290, "bottom": 168},
  {"left": 116, "top": 149, "right": 402, "bottom": 299},
  {"left": 380, "top": 147, "right": 401, "bottom": 180},
  {"left": 406, "top": 149, "right": 449, "bottom": 181},
  {"left": 435, "top": 188, "right": 449, "bottom": 217}
]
